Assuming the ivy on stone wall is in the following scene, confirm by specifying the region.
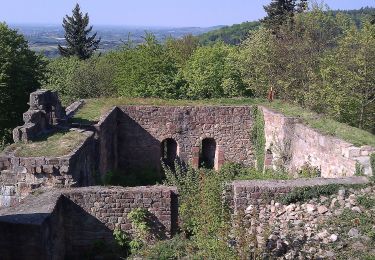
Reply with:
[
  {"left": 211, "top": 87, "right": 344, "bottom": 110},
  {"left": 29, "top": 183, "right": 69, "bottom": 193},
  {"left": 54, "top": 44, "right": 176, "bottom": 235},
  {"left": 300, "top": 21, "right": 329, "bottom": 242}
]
[{"left": 251, "top": 106, "right": 266, "bottom": 172}]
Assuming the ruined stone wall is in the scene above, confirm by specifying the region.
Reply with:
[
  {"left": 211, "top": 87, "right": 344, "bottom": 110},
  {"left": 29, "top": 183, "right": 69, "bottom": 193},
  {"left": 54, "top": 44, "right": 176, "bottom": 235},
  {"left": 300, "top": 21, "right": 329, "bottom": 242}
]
[
  {"left": 224, "top": 177, "right": 369, "bottom": 214},
  {"left": 95, "top": 107, "right": 119, "bottom": 178},
  {"left": 0, "top": 130, "right": 97, "bottom": 207},
  {"left": 117, "top": 106, "right": 254, "bottom": 173},
  {"left": 261, "top": 107, "right": 374, "bottom": 177},
  {"left": 0, "top": 185, "right": 178, "bottom": 259},
  {"left": 13, "top": 89, "right": 67, "bottom": 143}
]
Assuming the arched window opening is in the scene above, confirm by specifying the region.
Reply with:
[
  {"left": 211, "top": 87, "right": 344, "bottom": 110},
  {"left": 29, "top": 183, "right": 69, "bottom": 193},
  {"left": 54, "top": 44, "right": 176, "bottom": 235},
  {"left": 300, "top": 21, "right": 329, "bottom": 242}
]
[
  {"left": 200, "top": 138, "right": 216, "bottom": 169},
  {"left": 161, "top": 138, "right": 178, "bottom": 169}
]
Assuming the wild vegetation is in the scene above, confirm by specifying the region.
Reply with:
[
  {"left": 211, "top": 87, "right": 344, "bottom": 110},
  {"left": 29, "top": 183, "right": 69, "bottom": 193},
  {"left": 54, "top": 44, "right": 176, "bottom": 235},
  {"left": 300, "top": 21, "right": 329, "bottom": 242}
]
[{"left": 1, "top": 3, "right": 374, "bottom": 149}]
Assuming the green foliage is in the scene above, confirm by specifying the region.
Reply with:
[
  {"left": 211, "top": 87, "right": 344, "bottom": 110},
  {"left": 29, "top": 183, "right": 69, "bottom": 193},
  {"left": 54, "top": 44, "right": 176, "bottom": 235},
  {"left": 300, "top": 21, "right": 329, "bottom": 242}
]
[
  {"left": 113, "top": 229, "right": 131, "bottom": 256},
  {"left": 114, "top": 33, "right": 180, "bottom": 99},
  {"left": 0, "top": 23, "right": 46, "bottom": 143},
  {"left": 262, "top": 0, "right": 308, "bottom": 33},
  {"left": 280, "top": 184, "right": 368, "bottom": 204},
  {"left": 371, "top": 153, "right": 375, "bottom": 175},
  {"left": 251, "top": 107, "right": 266, "bottom": 172},
  {"left": 182, "top": 42, "right": 246, "bottom": 99},
  {"left": 280, "top": 184, "right": 342, "bottom": 204},
  {"left": 198, "top": 21, "right": 261, "bottom": 45},
  {"left": 127, "top": 208, "right": 151, "bottom": 254},
  {"left": 44, "top": 55, "right": 117, "bottom": 105},
  {"left": 298, "top": 163, "right": 321, "bottom": 178},
  {"left": 137, "top": 234, "right": 195, "bottom": 260},
  {"left": 357, "top": 195, "right": 375, "bottom": 209},
  {"left": 58, "top": 4, "right": 100, "bottom": 60},
  {"left": 163, "top": 162, "right": 288, "bottom": 259}
]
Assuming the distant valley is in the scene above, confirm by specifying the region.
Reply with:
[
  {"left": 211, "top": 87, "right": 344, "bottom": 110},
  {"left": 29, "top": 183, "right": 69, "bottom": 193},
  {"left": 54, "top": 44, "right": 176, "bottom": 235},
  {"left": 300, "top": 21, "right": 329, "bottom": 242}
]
[{"left": 10, "top": 24, "right": 223, "bottom": 58}]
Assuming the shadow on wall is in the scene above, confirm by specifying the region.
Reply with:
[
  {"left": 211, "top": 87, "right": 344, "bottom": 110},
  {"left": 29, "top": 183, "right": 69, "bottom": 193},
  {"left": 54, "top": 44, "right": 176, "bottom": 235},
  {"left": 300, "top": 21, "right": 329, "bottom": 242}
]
[{"left": 117, "top": 112, "right": 163, "bottom": 181}]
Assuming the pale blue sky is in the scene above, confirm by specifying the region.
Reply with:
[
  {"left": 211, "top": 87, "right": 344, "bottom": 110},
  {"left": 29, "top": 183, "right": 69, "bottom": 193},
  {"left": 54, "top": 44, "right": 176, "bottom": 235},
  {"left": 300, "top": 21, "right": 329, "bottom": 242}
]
[{"left": 1, "top": 0, "right": 374, "bottom": 27}]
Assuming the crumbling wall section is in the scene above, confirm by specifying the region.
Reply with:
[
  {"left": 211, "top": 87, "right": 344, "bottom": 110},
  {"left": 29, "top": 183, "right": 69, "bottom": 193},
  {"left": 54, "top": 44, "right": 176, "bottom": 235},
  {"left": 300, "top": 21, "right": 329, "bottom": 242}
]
[
  {"left": 0, "top": 130, "right": 96, "bottom": 208},
  {"left": 261, "top": 107, "right": 374, "bottom": 177},
  {"left": 13, "top": 89, "right": 67, "bottom": 143},
  {"left": 224, "top": 177, "right": 369, "bottom": 214}
]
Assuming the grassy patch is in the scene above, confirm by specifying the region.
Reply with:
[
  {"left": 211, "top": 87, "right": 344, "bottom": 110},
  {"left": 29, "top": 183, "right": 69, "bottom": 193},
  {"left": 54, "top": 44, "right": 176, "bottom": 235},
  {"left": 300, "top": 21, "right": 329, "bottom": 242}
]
[
  {"left": 72, "top": 97, "right": 262, "bottom": 123},
  {"left": 7, "top": 131, "right": 88, "bottom": 157},
  {"left": 267, "top": 100, "right": 375, "bottom": 147},
  {"left": 73, "top": 97, "right": 375, "bottom": 147}
]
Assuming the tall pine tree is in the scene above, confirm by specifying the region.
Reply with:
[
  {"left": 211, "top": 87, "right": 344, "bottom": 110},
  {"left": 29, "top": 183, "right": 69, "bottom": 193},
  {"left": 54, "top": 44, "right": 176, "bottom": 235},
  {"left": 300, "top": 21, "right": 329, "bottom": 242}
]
[
  {"left": 262, "top": 0, "right": 308, "bottom": 33},
  {"left": 58, "top": 4, "right": 100, "bottom": 60}
]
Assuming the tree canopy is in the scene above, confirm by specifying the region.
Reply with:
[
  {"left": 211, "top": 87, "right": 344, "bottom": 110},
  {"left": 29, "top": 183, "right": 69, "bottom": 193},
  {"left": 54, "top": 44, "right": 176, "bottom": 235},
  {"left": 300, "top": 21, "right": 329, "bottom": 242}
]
[
  {"left": 58, "top": 4, "right": 101, "bottom": 60},
  {"left": 0, "top": 23, "right": 46, "bottom": 143}
]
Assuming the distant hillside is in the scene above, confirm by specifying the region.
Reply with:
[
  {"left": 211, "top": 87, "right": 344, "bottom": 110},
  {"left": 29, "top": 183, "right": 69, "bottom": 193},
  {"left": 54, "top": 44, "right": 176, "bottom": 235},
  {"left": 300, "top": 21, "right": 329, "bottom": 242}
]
[
  {"left": 331, "top": 6, "right": 375, "bottom": 27},
  {"left": 198, "top": 7, "right": 375, "bottom": 46},
  {"left": 198, "top": 21, "right": 261, "bottom": 45}
]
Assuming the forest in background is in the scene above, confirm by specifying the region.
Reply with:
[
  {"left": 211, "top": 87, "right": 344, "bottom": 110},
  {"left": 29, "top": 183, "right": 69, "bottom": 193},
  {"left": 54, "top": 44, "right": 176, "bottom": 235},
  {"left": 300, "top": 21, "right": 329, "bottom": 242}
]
[{"left": 1, "top": 3, "right": 375, "bottom": 149}]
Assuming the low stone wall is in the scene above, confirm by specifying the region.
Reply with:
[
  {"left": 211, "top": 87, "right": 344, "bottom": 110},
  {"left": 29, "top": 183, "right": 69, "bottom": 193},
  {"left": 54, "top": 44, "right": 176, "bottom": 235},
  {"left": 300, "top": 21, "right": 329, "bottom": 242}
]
[
  {"left": 0, "top": 185, "right": 178, "bottom": 259},
  {"left": 261, "top": 107, "right": 374, "bottom": 177},
  {"left": 0, "top": 130, "right": 97, "bottom": 208},
  {"left": 224, "top": 177, "right": 369, "bottom": 214}
]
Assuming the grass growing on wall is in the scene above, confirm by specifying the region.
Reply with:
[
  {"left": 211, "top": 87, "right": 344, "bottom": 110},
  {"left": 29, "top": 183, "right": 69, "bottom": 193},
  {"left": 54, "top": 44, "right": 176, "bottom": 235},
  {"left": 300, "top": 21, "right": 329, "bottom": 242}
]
[
  {"left": 4, "top": 131, "right": 88, "bottom": 157},
  {"left": 72, "top": 97, "right": 375, "bottom": 147},
  {"left": 251, "top": 106, "right": 266, "bottom": 172}
]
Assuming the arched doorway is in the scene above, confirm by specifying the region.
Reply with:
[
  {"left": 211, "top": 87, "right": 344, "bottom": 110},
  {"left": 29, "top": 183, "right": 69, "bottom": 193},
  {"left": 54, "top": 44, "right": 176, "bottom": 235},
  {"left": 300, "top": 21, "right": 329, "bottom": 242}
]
[
  {"left": 161, "top": 138, "right": 178, "bottom": 169},
  {"left": 200, "top": 138, "right": 216, "bottom": 169}
]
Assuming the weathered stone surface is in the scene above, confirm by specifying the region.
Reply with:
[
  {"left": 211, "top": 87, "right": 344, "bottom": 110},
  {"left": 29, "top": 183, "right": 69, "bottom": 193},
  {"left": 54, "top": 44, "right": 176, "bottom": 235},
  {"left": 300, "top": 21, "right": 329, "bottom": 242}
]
[
  {"left": 261, "top": 107, "right": 374, "bottom": 177},
  {"left": 13, "top": 90, "right": 67, "bottom": 143},
  {"left": 0, "top": 185, "right": 178, "bottom": 259}
]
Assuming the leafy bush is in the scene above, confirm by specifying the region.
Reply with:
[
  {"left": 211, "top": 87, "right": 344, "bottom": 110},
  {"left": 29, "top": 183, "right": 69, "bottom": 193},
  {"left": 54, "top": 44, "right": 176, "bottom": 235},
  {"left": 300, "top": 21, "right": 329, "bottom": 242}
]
[
  {"left": 182, "top": 42, "right": 246, "bottom": 99},
  {"left": 114, "top": 33, "right": 180, "bottom": 99},
  {"left": 137, "top": 234, "right": 195, "bottom": 260},
  {"left": 44, "top": 55, "right": 117, "bottom": 105},
  {"left": 357, "top": 195, "right": 375, "bottom": 209}
]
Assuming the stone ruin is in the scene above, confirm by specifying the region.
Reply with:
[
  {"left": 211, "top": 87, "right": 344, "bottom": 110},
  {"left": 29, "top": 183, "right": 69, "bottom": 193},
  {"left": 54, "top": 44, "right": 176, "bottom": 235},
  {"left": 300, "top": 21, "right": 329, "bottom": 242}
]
[
  {"left": 12, "top": 89, "right": 67, "bottom": 143},
  {"left": 0, "top": 90, "right": 374, "bottom": 259}
]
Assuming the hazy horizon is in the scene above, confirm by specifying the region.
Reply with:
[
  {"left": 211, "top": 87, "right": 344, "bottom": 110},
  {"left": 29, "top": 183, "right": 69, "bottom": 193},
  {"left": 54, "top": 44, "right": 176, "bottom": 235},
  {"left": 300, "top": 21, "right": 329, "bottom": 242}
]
[{"left": 1, "top": 0, "right": 374, "bottom": 28}]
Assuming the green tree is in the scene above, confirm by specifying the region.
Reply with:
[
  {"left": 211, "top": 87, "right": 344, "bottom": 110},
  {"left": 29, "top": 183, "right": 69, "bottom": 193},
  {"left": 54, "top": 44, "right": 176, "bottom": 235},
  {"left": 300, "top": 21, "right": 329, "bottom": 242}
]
[
  {"left": 0, "top": 23, "right": 46, "bottom": 143},
  {"left": 182, "top": 42, "right": 246, "bottom": 99},
  {"left": 319, "top": 21, "right": 375, "bottom": 132},
  {"left": 114, "top": 33, "right": 179, "bottom": 98},
  {"left": 58, "top": 4, "right": 100, "bottom": 60},
  {"left": 262, "top": 0, "right": 308, "bottom": 33},
  {"left": 44, "top": 54, "right": 117, "bottom": 105},
  {"left": 165, "top": 34, "right": 199, "bottom": 68}
]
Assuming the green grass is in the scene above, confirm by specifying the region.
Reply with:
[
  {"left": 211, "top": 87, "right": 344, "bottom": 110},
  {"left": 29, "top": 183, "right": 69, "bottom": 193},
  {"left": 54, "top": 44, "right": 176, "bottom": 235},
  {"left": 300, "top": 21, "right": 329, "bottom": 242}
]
[
  {"left": 6, "top": 130, "right": 88, "bottom": 157},
  {"left": 73, "top": 97, "right": 375, "bottom": 147},
  {"left": 72, "top": 97, "right": 262, "bottom": 123},
  {"left": 267, "top": 100, "right": 375, "bottom": 147}
]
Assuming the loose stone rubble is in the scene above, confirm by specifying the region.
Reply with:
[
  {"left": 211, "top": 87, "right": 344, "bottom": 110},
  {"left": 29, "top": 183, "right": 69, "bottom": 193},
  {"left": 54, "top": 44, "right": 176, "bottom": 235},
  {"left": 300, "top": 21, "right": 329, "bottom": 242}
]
[{"left": 239, "top": 186, "right": 375, "bottom": 259}]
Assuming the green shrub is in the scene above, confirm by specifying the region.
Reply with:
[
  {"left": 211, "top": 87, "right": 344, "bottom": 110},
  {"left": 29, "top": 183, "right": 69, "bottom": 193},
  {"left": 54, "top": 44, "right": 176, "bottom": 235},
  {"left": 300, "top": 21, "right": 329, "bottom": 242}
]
[
  {"left": 137, "top": 234, "right": 195, "bottom": 260},
  {"left": 44, "top": 55, "right": 117, "bottom": 105},
  {"left": 182, "top": 42, "right": 246, "bottom": 99},
  {"left": 298, "top": 163, "right": 321, "bottom": 178},
  {"left": 357, "top": 195, "right": 375, "bottom": 209}
]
